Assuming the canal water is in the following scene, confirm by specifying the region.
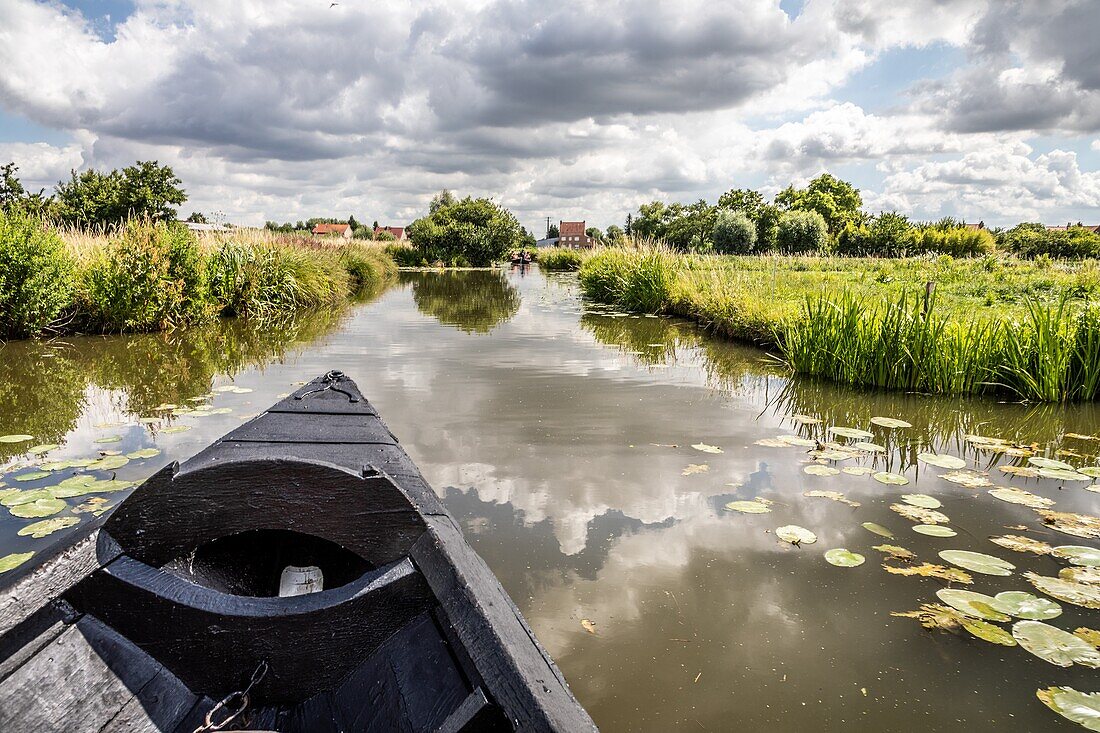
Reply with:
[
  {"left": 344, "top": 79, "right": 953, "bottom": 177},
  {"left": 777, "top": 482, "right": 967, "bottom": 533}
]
[{"left": 2, "top": 267, "right": 1099, "bottom": 731}]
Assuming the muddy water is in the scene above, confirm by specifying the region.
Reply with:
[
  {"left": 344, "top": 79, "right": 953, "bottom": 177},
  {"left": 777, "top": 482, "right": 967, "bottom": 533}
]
[{"left": 2, "top": 267, "right": 1098, "bottom": 731}]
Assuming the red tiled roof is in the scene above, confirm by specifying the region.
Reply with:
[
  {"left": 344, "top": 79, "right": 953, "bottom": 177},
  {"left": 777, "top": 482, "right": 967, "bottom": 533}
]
[
  {"left": 1047, "top": 225, "right": 1100, "bottom": 233},
  {"left": 374, "top": 226, "right": 405, "bottom": 239},
  {"left": 559, "top": 221, "right": 586, "bottom": 236},
  {"left": 312, "top": 223, "right": 350, "bottom": 235}
]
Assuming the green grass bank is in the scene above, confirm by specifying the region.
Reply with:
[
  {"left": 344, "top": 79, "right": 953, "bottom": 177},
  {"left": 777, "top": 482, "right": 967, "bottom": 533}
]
[
  {"left": 0, "top": 212, "right": 397, "bottom": 339},
  {"left": 559, "top": 246, "right": 1100, "bottom": 402}
]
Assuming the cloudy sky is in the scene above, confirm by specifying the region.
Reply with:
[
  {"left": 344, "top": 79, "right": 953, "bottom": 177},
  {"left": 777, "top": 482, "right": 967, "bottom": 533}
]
[{"left": 1, "top": 0, "right": 1099, "bottom": 233}]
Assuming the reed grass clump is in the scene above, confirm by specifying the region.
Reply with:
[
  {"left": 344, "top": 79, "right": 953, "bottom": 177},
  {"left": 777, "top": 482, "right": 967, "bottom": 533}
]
[
  {"left": 536, "top": 247, "right": 586, "bottom": 271},
  {"left": 578, "top": 245, "right": 679, "bottom": 312}
]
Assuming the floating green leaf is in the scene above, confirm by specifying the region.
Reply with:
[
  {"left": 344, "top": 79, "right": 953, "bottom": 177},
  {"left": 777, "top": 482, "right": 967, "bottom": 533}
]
[
  {"left": 902, "top": 494, "right": 942, "bottom": 509},
  {"left": 13, "top": 471, "right": 50, "bottom": 482},
  {"left": 829, "top": 427, "right": 875, "bottom": 440},
  {"left": 1061, "top": 567, "right": 1100, "bottom": 585},
  {"left": 1036, "top": 687, "right": 1100, "bottom": 732},
  {"left": 1053, "top": 546, "right": 1100, "bottom": 567},
  {"left": 873, "top": 544, "right": 915, "bottom": 560},
  {"left": 883, "top": 562, "right": 973, "bottom": 583},
  {"left": 725, "top": 500, "right": 771, "bottom": 514},
  {"left": 988, "top": 487, "right": 1054, "bottom": 508},
  {"left": 0, "top": 435, "right": 33, "bottom": 443},
  {"left": 777, "top": 435, "right": 817, "bottom": 447},
  {"left": 862, "top": 522, "right": 894, "bottom": 538},
  {"left": 1026, "top": 572, "right": 1100, "bottom": 609},
  {"left": 1013, "top": 621, "right": 1100, "bottom": 668},
  {"left": 88, "top": 455, "right": 129, "bottom": 471},
  {"left": 918, "top": 453, "right": 967, "bottom": 470},
  {"left": 990, "top": 535, "right": 1052, "bottom": 555},
  {"left": 914, "top": 524, "right": 957, "bottom": 537},
  {"left": 874, "top": 472, "right": 909, "bottom": 486},
  {"left": 825, "top": 549, "right": 865, "bottom": 567},
  {"left": 125, "top": 448, "right": 161, "bottom": 460},
  {"left": 891, "top": 503, "right": 950, "bottom": 524},
  {"left": 804, "top": 464, "right": 840, "bottom": 476},
  {"left": 160, "top": 425, "right": 191, "bottom": 434},
  {"left": 1029, "top": 456, "right": 1076, "bottom": 471},
  {"left": 9, "top": 498, "right": 67, "bottom": 518},
  {"left": 990, "top": 591, "right": 1062, "bottom": 620},
  {"left": 17, "top": 516, "right": 79, "bottom": 539},
  {"left": 1079, "top": 467, "right": 1100, "bottom": 479},
  {"left": 2, "top": 489, "right": 53, "bottom": 507},
  {"left": 27, "top": 444, "right": 58, "bottom": 454},
  {"left": 776, "top": 525, "right": 817, "bottom": 545},
  {"left": 0, "top": 552, "right": 34, "bottom": 573},
  {"left": 935, "top": 589, "right": 1010, "bottom": 621},
  {"left": 1001, "top": 465, "right": 1041, "bottom": 478},
  {"left": 691, "top": 443, "right": 723, "bottom": 454},
  {"left": 94, "top": 436, "right": 122, "bottom": 444},
  {"left": 852, "top": 442, "right": 886, "bottom": 453},
  {"left": 939, "top": 550, "right": 1015, "bottom": 576},
  {"left": 842, "top": 466, "right": 874, "bottom": 476},
  {"left": 1039, "top": 468, "right": 1091, "bottom": 482},
  {"left": 960, "top": 617, "right": 1017, "bottom": 646},
  {"left": 1037, "top": 510, "right": 1100, "bottom": 539},
  {"left": 870, "top": 417, "right": 912, "bottom": 429}
]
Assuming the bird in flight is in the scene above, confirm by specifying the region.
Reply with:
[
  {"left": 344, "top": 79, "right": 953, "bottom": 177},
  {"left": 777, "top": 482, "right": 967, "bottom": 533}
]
[{"left": 330, "top": 2, "right": 338, "bottom": 6}]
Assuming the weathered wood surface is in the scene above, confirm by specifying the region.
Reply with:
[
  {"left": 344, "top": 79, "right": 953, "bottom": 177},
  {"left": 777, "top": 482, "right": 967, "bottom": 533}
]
[
  {"left": 0, "top": 615, "right": 197, "bottom": 733},
  {"left": 104, "top": 459, "right": 427, "bottom": 568},
  {"left": 68, "top": 556, "right": 434, "bottom": 703},
  {"left": 412, "top": 514, "right": 598, "bottom": 732},
  {"left": 229, "top": 411, "right": 399, "bottom": 444}
]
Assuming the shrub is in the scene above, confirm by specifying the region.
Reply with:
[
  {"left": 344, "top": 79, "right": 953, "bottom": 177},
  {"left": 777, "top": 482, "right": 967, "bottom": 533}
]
[
  {"left": 340, "top": 244, "right": 396, "bottom": 290},
  {"left": 80, "top": 220, "right": 211, "bottom": 332},
  {"left": 0, "top": 210, "right": 76, "bottom": 338},
  {"left": 712, "top": 210, "right": 756, "bottom": 254},
  {"left": 578, "top": 246, "right": 678, "bottom": 313},
  {"left": 776, "top": 210, "right": 828, "bottom": 254},
  {"left": 406, "top": 196, "right": 523, "bottom": 266},
  {"left": 384, "top": 243, "right": 425, "bottom": 267},
  {"left": 536, "top": 247, "right": 585, "bottom": 271},
  {"left": 1001, "top": 223, "right": 1100, "bottom": 259},
  {"left": 836, "top": 216, "right": 995, "bottom": 257}
]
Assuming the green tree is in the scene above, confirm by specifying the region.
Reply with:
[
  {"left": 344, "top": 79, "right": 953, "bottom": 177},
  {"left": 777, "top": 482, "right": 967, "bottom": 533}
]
[
  {"left": 0, "top": 209, "right": 75, "bottom": 338},
  {"left": 624, "top": 212, "right": 633, "bottom": 236},
  {"left": 776, "top": 210, "right": 829, "bottom": 253},
  {"left": 775, "top": 173, "right": 863, "bottom": 234},
  {"left": 55, "top": 160, "right": 186, "bottom": 226},
  {"left": 429, "top": 189, "right": 455, "bottom": 214},
  {"left": 0, "top": 162, "right": 53, "bottom": 216},
  {"left": 756, "top": 204, "right": 781, "bottom": 250},
  {"left": 348, "top": 214, "right": 359, "bottom": 230},
  {"left": 407, "top": 195, "right": 523, "bottom": 266},
  {"left": 117, "top": 160, "right": 186, "bottom": 221},
  {"left": 548, "top": 223, "right": 560, "bottom": 239},
  {"left": 716, "top": 188, "right": 766, "bottom": 221},
  {"left": 605, "top": 224, "right": 624, "bottom": 244},
  {"left": 712, "top": 210, "right": 756, "bottom": 254},
  {"left": 585, "top": 226, "right": 603, "bottom": 244},
  {"left": 186, "top": 212, "right": 208, "bottom": 224}
]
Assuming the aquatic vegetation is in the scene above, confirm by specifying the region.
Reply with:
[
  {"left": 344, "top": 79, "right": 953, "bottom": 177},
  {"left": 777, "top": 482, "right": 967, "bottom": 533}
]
[
  {"left": 1036, "top": 687, "right": 1100, "bottom": 732},
  {"left": 691, "top": 443, "right": 722, "bottom": 454},
  {"left": 1036, "top": 510, "right": 1100, "bottom": 539},
  {"left": 1025, "top": 572, "right": 1100, "bottom": 610},
  {"left": 0, "top": 435, "right": 34, "bottom": 443},
  {"left": 536, "top": 247, "right": 587, "bottom": 271},
  {"left": 938, "top": 550, "right": 1015, "bottom": 576},
  {"left": 989, "top": 591, "right": 1062, "bottom": 620},
  {"left": 891, "top": 504, "right": 949, "bottom": 524},
  {"left": 914, "top": 525, "right": 956, "bottom": 537},
  {"left": 917, "top": 453, "right": 966, "bottom": 469},
  {"left": 861, "top": 522, "right": 894, "bottom": 538},
  {"left": 724, "top": 499, "right": 770, "bottom": 514},
  {"left": 934, "top": 589, "right": 1009, "bottom": 621},
  {"left": 776, "top": 525, "right": 817, "bottom": 545},
  {"left": 884, "top": 563, "right": 973, "bottom": 583},
  {"left": 873, "top": 544, "right": 915, "bottom": 561},
  {"left": 17, "top": 517, "right": 79, "bottom": 538},
  {"left": 987, "top": 487, "right": 1054, "bottom": 508},
  {"left": 804, "top": 490, "right": 859, "bottom": 507},
  {"left": 990, "top": 535, "right": 1053, "bottom": 555},
  {"left": 824, "top": 548, "right": 865, "bottom": 567},
  {"left": 1013, "top": 621, "right": 1100, "bottom": 668},
  {"left": 874, "top": 472, "right": 910, "bottom": 486},
  {"left": 901, "top": 494, "right": 941, "bottom": 509},
  {"left": 1052, "top": 546, "right": 1100, "bottom": 567},
  {"left": 0, "top": 552, "right": 33, "bottom": 574},
  {"left": 870, "top": 416, "right": 912, "bottom": 428}
]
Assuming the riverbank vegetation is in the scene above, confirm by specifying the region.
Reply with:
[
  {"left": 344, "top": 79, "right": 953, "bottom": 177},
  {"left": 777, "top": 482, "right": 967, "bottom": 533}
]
[
  {"left": 403, "top": 190, "right": 534, "bottom": 267},
  {"left": 1, "top": 211, "right": 395, "bottom": 339},
  {"left": 564, "top": 245, "right": 1100, "bottom": 401}
]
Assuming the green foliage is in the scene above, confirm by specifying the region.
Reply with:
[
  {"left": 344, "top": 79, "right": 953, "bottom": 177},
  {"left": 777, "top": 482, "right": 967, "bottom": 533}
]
[
  {"left": 633, "top": 199, "right": 717, "bottom": 252},
  {"left": 775, "top": 173, "right": 864, "bottom": 234},
  {"left": 374, "top": 230, "right": 397, "bottom": 242},
  {"left": 80, "top": 220, "right": 210, "bottom": 331},
  {"left": 716, "top": 188, "right": 766, "bottom": 221},
  {"left": 776, "top": 210, "right": 829, "bottom": 254},
  {"left": 548, "top": 223, "right": 560, "bottom": 239},
  {"left": 537, "top": 247, "right": 586, "bottom": 271},
  {"left": 384, "top": 243, "right": 426, "bottom": 267},
  {"left": 0, "top": 209, "right": 75, "bottom": 338},
  {"left": 55, "top": 160, "right": 186, "bottom": 226},
  {"left": 411, "top": 270, "right": 520, "bottom": 333},
  {"left": 712, "top": 210, "right": 756, "bottom": 254},
  {"left": 605, "top": 224, "right": 625, "bottom": 244},
  {"left": 578, "top": 246, "right": 679, "bottom": 313},
  {"left": 835, "top": 214, "right": 995, "bottom": 258},
  {"left": 406, "top": 195, "right": 523, "bottom": 266},
  {"left": 1001, "top": 223, "right": 1100, "bottom": 259}
]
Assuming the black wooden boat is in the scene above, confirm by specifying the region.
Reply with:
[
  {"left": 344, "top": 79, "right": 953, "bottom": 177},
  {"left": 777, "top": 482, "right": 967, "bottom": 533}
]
[{"left": 0, "top": 371, "right": 596, "bottom": 732}]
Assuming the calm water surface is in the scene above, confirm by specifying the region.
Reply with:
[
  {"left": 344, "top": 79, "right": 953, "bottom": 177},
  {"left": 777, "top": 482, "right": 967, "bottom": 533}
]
[{"left": 2, "top": 267, "right": 1099, "bottom": 731}]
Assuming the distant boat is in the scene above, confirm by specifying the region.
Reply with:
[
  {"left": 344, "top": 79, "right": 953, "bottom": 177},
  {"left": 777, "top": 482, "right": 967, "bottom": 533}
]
[{"left": 0, "top": 371, "right": 596, "bottom": 732}]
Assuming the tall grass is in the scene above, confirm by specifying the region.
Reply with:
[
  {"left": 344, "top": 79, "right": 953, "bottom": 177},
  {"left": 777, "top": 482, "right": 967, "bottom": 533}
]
[
  {"left": 536, "top": 247, "right": 586, "bottom": 271},
  {"left": 577, "top": 245, "right": 679, "bottom": 312}
]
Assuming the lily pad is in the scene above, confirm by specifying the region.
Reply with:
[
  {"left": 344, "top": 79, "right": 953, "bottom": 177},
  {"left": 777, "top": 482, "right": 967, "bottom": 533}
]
[
  {"left": 862, "top": 522, "right": 894, "bottom": 538},
  {"left": 17, "top": 516, "right": 79, "bottom": 539},
  {"left": 870, "top": 417, "right": 912, "bottom": 429},
  {"left": 990, "top": 535, "right": 1053, "bottom": 555},
  {"left": 883, "top": 562, "right": 973, "bottom": 583},
  {"left": 160, "top": 425, "right": 191, "bottom": 434},
  {"left": 891, "top": 503, "right": 950, "bottom": 524},
  {"left": 1013, "top": 621, "right": 1100, "bottom": 668},
  {"left": 791, "top": 414, "right": 822, "bottom": 425},
  {"left": 804, "top": 464, "right": 840, "bottom": 476},
  {"left": 852, "top": 442, "right": 886, "bottom": 453},
  {"left": 902, "top": 494, "right": 942, "bottom": 509},
  {"left": 988, "top": 487, "right": 1054, "bottom": 509},
  {"left": 725, "top": 500, "right": 771, "bottom": 514},
  {"left": 1026, "top": 572, "right": 1100, "bottom": 609},
  {"left": 691, "top": 443, "right": 723, "bottom": 454},
  {"left": 776, "top": 525, "right": 817, "bottom": 545},
  {"left": 94, "top": 436, "right": 122, "bottom": 444},
  {"left": 1079, "top": 467, "right": 1100, "bottom": 479},
  {"left": 825, "top": 549, "right": 865, "bottom": 567},
  {"left": 9, "top": 498, "right": 67, "bottom": 518},
  {"left": 777, "top": 435, "right": 817, "bottom": 447},
  {"left": 940, "top": 470, "right": 993, "bottom": 488},
  {"left": 1052, "top": 546, "right": 1100, "bottom": 567},
  {"left": 873, "top": 544, "right": 915, "bottom": 560},
  {"left": 842, "top": 466, "right": 875, "bottom": 476},
  {"left": 88, "top": 455, "right": 130, "bottom": 471},
  {"left": 939, "top": 549, "right": 1015, "bottom": 576},
  {"left": 27, "top": 444, "right": 59, "bottom": 454},
  {"left": 1030, "top": 456, "right": 1077, "bottom": 471},
  {"left": 125, "top": 448, "right": 161, "bottom": 460},
  {"left": 1036, "top": 687, "right": 1100, "bottom": 732},
  {"left": 1039, "top": 468, "right": 1091, "bottom": 482},
  {"left": 873, "top": 472, "right": 909, "bottom": 486},
  {"left": 914, "top": 524, "right": 957, "bottom": 537},
  {"left": 682, "top": 464, "right": 709, "bottom": 476},
  {"left": 935, "top": 589, "right": 1010, "bottom": 621},
  {"left": 829, "top": 427, "right": 875, "bottom": 440},
  {"left": 0, "top": 435, "right": 33, "bottom": 443},
  {"left": 918, "top": 453, "right": 967, "bottom": 470},
  {"left": 960, "top": 617, "right": 1017, "bottom": 646},
  {"left": 803, "top": 490, "right": 860, "bottom": 507},
  {"left": 0, "top": 552, "right": 34, "bottom": 573},
  {"left": 1037, "top": 510, "right": 1100, "bottom": 539},
  {"left": 2, "top": 489, "right": 53, "bottom": 506},
  {"left": 990, "top": 591, "right": 1062, "bottom": 620},
  {"left": 13, "top": 471, "right": 51, "bottom": 482},
  {"left": 1061, "top": 567, "right": 1100, "bottom": 584},
  {"left": 1001, "top": 465, "right": 1041, "bottom": 478}
]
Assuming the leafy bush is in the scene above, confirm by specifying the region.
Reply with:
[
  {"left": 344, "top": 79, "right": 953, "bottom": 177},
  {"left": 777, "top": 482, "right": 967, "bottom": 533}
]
[
  {"left": 836, "top": 214, "right": 995, "bottom": 257},
  {"left": 1000, "top": 223, "right": 1100, "bottom": 259},
  {"left": 206, "top": 242, "right": 350, "bottom": 319},
  {"left": 712, "top": 210, "right": 756, "bottom": 254},
  {"left": 80, "top": 220, "right": 211, "bottom": 331},
  {"left": 384, "top": 243, "right": 426, "bottom": 267},
  {"left": 0, "top": 210, "right": 75, "bottom": 338},
  {"left": 776, "top": 210, "right": 828, "bottom": 254},
  {"left": 537, "top": 247, "right": 585, "bottom": 271},
  {"left": 406, "top": 196, "right": 522, "bottom": 266}
]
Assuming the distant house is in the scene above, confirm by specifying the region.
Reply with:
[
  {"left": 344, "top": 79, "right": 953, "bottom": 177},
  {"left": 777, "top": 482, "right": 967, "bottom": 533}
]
[
  {"left": 558, "top": 220, "right": 595, "bottom": 249},
  {"left": 312, "top": 223, "right": 353, "bottom": 239},
  {"left": 373, "top": 225, "right": 407, "bottom": 240},
  {"left": 964, "top": 221, "right": 985, "bottom": 231},
  {"left": 183, "top": 222, "right": 229, "bottom": 233},
  {"left": 535, "top": 237, "right": 559, "bottom": 248},
  {"left": 1047, "top": 223, "right": 1100, "bottom": 234}
]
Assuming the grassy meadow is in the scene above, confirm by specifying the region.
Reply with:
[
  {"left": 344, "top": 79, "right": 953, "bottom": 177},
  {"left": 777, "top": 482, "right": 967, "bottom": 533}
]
[
  {"left": 539, "top": 245, "right": 1100, "bottom": 402},
  {"left": 1, "top": 213, "right": 396, "bottom": 339}
]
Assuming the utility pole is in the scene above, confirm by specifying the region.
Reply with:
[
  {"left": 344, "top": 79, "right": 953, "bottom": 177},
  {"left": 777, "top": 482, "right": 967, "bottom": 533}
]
[{"left": 546, "top": 217, "right": 551, "bottom": 239}]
